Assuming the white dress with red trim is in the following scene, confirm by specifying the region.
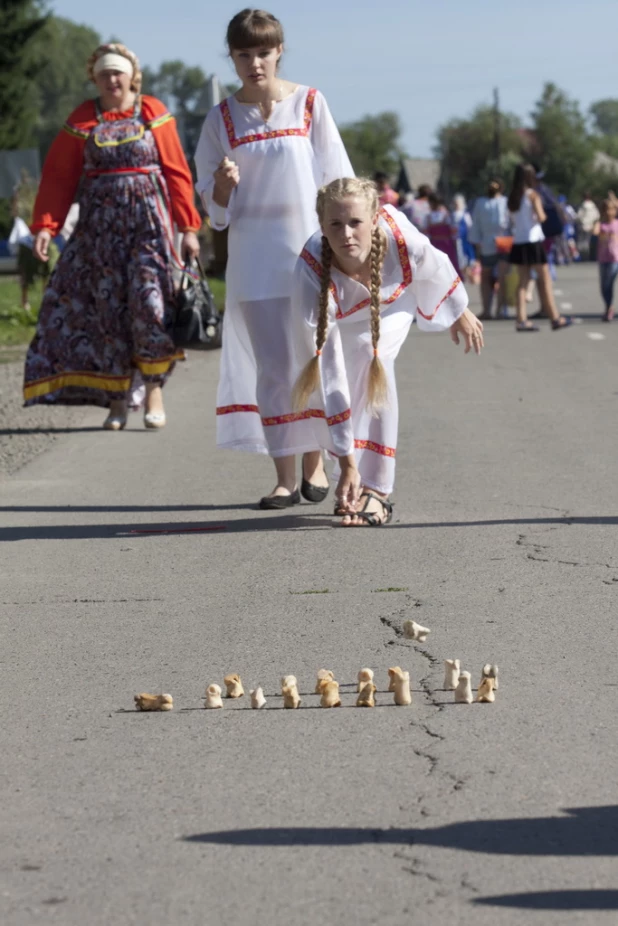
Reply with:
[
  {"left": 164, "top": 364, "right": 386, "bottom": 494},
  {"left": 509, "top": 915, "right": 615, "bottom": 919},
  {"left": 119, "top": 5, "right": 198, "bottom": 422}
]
[
  {"left": 289, "top": 206, "right": 468, "bottom": 495},
  {"left": 194, "top": 86, "right": 353, "bottom": 455}
]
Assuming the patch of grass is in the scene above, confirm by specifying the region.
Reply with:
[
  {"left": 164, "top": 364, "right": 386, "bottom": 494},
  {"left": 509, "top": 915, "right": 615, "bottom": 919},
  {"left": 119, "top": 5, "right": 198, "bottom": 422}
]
[
  {"left": 290, "top": 589, "right": 330, "bottom": 595},
  {"left": 0, "top": 277, "right": 40, "bottom": 347},
  {"left": 207, "top": 276, "right": 225, "bottom": 311},
  {"left": 372, "top": 587, "right": 409, "bottom": 593}
]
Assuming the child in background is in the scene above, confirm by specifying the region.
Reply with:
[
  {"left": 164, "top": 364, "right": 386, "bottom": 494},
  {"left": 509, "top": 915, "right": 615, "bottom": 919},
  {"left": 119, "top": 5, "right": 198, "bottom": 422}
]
[{"left": 594, "top": 198, "right": 618, "bottom": 322}]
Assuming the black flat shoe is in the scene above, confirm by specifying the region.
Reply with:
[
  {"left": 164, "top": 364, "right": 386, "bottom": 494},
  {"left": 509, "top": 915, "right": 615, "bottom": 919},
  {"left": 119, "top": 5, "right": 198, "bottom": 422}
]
[
  {"left": 300, "top": 478, "right": 329, "bottom": 503},
  {"left": 259, "top": 488, "right": 301, "bottom": 510}
]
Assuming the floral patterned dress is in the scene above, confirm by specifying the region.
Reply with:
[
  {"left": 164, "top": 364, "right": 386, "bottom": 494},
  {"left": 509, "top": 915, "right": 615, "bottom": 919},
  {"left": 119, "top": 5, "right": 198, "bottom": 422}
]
[{"left": 24, "top": 96, "right": 200, "bottom": 408}]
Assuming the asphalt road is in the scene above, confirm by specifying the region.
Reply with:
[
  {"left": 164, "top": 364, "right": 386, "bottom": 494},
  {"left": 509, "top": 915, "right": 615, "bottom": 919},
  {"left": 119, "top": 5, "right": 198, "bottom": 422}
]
[{"left": 1, "top": 262, "right": 617, "bottom": 925}]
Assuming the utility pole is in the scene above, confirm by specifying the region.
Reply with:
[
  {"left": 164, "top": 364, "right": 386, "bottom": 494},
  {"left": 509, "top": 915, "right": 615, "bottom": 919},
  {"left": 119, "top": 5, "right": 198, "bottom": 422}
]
[{"left": 493, "top": 87, "right": 501, "bottom": 161}]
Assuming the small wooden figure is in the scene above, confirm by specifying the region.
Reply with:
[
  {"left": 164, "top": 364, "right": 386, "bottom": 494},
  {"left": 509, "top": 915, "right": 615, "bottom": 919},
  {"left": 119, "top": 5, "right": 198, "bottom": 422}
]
[
  {"left": 480, "top": 664, "right": 499, "bottom": 690},
  {"left": 356, "top": 681, "right": 376, "bottom": 707},
  {"left": 392, "top": 670, "right": 412, "bottom": 706},
  {"left": 402, "top": 619, "right": 431, "bottom": 642},
  {"left": 357, "top": 668, "right": 374, "bottom": 692},
  {"left": 388, "top": 666, "right": 404, "bottom": 692},
  {"left": 223, "top": 673, "right": 245, "bottom": 698},
  {"left": 476, "top": 677, "right": 496, "bottom": 703},
  {"left": 444, "top": 659, "right": 461, "bottom": 690},
  {"left": 454, "top": 672, "right": 472, "bottom": 704},
  {"left": 204, "top": 684, "right": 223, "bottom": 709},
  {"left": 282, "top": 682, "right": 301, "bottom": 709},
  {"left": 134, "top": 693, "right": 173, "bottom": 711},
  {"left": 281, "top": 675, "right": 297, "bottom": 690},
  {"left": 320, "top": 680, "right": 341, "bottom": 708},
  {"left": 314, "top": 669, "right": 334, "bottom": 693},
  {"left": 250, "top": 687, "right": 266, "bottom": 709}
]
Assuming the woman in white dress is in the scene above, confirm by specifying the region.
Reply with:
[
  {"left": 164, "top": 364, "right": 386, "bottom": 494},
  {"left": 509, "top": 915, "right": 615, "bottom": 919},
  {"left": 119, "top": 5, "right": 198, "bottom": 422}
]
[
  {"left": 291, "top": 178, "right": 484, "bottom": 526},
  {"left": 194, "top": 9, "right": 352, "bottom": 508}
]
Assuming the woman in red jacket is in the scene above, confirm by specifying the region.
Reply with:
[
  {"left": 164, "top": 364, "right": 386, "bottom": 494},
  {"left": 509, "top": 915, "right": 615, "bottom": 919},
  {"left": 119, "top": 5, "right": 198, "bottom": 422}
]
[{"left": 24, "top": 43, "right": 201, "bottom": 430}]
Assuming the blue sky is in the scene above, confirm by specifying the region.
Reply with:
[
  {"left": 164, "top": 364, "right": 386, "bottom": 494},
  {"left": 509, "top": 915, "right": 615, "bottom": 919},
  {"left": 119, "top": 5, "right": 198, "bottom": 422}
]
[{"left": 52, "top": 0, "right": 618, "bottom": 157}]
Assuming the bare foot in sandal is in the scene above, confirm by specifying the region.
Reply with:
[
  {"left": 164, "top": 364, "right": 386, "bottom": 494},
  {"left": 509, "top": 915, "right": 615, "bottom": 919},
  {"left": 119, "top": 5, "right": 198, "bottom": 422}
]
[{"left": 340, "top": 489, "right": 393, "bottom": 527}]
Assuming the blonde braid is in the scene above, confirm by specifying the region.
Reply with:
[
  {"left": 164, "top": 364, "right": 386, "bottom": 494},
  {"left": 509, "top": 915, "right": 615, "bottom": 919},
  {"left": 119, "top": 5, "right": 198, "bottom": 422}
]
[
  {"left": 366, "top": 226, "right": 389, "bottom": 412},
  {"left": 292, "top": 236, "right": 333, "bottom": 411}
]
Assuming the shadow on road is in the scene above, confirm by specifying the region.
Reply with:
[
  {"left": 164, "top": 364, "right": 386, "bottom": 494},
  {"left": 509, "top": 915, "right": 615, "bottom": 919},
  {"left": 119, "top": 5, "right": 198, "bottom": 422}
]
[
  {"left": 473, "top": 890, "right": 618, "bottom": 910},
  {"left": 184, "top": 806, "right": 618, "bottom": 856},
  {"left": 2, "top": 515, "right": 618, "bottom": 542}
]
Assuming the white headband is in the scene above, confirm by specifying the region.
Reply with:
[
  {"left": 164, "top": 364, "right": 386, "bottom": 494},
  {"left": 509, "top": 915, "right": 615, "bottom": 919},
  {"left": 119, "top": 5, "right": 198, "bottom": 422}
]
[{"left": 93, "top": 53, "right": 134, "bottom": 78}]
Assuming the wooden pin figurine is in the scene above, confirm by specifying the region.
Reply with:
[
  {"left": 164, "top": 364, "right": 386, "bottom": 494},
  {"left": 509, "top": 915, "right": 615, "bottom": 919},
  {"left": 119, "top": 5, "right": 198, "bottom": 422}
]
[
  {"left": 281, "top": 675, "right": 297, "bottom": 690},
  {"left": 388, "top": 666, "right": 404, "bottom": 692},
  {"left": 282, "top": 682, "right": 301, "bottom": 709},
  {"left": 314, "top": 669, "right": 334, "bottom": 693},
  {"left": 480, "top": 663, "right": 499, "bottom": 691},
  {"left": 204, "top": 684, "right": 223, "bottom": 709},
  {"left": 356, "top": 681, "right": 376, "bottom": 707},
  {"left": 443, "top": 659, "right": 461, "bottom": 690},
  {"left": 476, "top": 677, "right": 496, "bottom": 703},
  {"left": 134, "top": 692, "right": 173, "bottom": 711},
  {"left": 357, "top": 668, "right": 374, "bottom": 692},
  {"left": 392, "top": 670, "right": 412, "bottom": 706},
  {"left": 320, "top": 680, "right": 341, "bottom": 708},
  {"left": 250, "top": 687, "right": 266, "bottom": 709},
  {"left": 223, "top": 673, "right": 245, "bottom": 699},
  {"left": 454, "top": 672, "right": 473, "bottom": 704},
  {"left": 402, "top": 620, "right": 431, "bottom": 643}
]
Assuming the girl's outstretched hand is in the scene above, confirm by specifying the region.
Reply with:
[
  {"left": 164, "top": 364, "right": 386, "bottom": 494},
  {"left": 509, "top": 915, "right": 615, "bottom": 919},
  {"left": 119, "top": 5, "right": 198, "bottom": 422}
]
[
  {"left": 336, "top": 457, "right": 362, "bottom": 513},
  {"left": 450, "top": 309, "right": 484, "bottom": 355}
]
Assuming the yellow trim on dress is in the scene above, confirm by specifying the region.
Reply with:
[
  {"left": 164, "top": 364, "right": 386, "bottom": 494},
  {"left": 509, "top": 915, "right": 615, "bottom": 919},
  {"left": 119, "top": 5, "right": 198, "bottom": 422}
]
[
  {"left": 147, "top": 113, "right": 174, "bottom": 131},
  {"left": 133, "top": 353, "right": 184, "bottom": 375},
  {"left": 24, "top": 373, "right": 132, "bottom": 401},
  {"left": 62, "top": 123, "right": 90, "bottom": 140},
  {"left": 93, "top": 124, "right": 145, "bottom": 147}
]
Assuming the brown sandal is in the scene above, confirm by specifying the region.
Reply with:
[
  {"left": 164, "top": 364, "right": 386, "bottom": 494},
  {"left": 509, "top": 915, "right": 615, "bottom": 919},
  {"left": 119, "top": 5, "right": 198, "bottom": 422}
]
[{"left": 341, "top": 491, "right": 393, "bottom": 527}]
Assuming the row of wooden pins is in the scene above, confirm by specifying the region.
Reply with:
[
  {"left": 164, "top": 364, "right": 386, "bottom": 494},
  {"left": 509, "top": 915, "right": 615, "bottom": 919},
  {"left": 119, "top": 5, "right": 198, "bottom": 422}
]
[{"left": 445, "top": 660, "right": 499, "bottom": 703}]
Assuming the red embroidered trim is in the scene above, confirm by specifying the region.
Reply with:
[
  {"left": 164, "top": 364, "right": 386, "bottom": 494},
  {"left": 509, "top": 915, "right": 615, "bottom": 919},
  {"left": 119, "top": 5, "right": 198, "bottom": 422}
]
[
  {"left": 216, "top": 404, "right": 260, "bottom": 415},
  {"left": 417, "top": 276, "right": 462, "bottom": 321},
  {"left": 220, "top": 88, "right": 317, "bottom": 150},
  {"left": 354, "top": 439, "right": 396, "bottom": 458},
  {"left": 216, "top": 404, "right": 351, "bottom": 427}
]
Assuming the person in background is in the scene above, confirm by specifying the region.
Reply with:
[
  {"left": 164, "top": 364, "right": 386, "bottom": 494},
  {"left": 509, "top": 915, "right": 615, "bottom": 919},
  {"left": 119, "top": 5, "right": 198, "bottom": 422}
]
[
  {"left": 469, "top": 179, "right": 510, "bottom": 320},
  {"left": 402, "top": 183, "right": 432, "bottom": 229},
  {"left": 577, "top": 193, "right": 600, "bottom": 261},
  {"left": 593, "top": 198, "right": 618, "bottom": 321},
  {"left": 452, "top": 193, "right": 475, "bottom": 273},
  {"left": 24, "top": 42, "right": 201, "bottom": 430},
  {"left": 423, "top": 193, "right": 460, "bottom": 274},
  {"left": 556, "top": 194, "right": 577, "bottom": 264},
  {"left": 507, "top": 163, "right": 571, "bottom": 332},
  {"left": 373, "top": 171, "right": 398, "bottom": 208}
]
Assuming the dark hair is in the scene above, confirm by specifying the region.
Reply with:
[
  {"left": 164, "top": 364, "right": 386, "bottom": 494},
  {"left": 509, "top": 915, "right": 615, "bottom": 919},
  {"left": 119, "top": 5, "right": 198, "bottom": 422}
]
[
  {"left": 373, "top": 171, "right": 388, "bottom": 183},
  {"left": 487, "top": 178, "right": 503, "bottom": 198},
  {"left": 226, "top": 8, "right": 284, "bottom": 52},
  {"left": 428, "top": 192, "right": 444, "bottom": 210},
  {"left": 600, "top": 198, "right": 616, "bottom": 221},
  {"left": 508, "top": 163, "right": 537, "bottom": 213},
  {"left": 417, "top": 184, "right": 432, "bottom": 199}
]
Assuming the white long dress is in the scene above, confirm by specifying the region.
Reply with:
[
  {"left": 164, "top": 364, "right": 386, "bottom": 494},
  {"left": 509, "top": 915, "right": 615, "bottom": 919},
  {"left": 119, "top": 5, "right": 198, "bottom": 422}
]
[
  {"left": 289, "top": 206, "right": 469, "bottom": 495},
  {"left": 194, "top": 86, "right": 353, "bottom": 455}
]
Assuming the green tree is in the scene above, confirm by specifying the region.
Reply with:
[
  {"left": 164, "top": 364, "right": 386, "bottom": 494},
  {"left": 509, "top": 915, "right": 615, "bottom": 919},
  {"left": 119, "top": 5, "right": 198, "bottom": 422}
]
[
  {"left": 339, "top": 112, "right": 403, "bottom": 177},
  {"left": 31, "top": 16, "right": 101, "bottom": 156},
  {"left": 531, "top": 82, "right": 592, "bottom": 199},
  {"left": 0, "top": 0, "right": 47, "bottom": 148},
  {"left": 589, "top": 99, "right": 618, "bottom": 137},
  {"left": 435, "top": 105, "right": 525, "bottom": 198}
]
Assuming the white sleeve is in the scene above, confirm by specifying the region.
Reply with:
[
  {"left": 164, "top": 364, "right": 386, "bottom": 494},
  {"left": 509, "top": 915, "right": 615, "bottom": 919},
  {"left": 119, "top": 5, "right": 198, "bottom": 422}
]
[
  {"left": 293, "top": 256, "right": 354, "bottom": 456},
  {"left": 194, "top": 110, "right": 235, "bottom": 231},
  {"left": 309, "top": 90, "right": 354, "bottom": 184},
  {"left": 395, "top": 209, "right": 468, "bottom": 332}
]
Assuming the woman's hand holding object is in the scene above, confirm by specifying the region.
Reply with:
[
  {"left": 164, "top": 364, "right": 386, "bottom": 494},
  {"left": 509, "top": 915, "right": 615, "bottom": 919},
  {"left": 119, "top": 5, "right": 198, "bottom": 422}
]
[
  {"left": 336, "top": 457, "right": 362, "bottom": 513},
  {"left": 212, "top": 156, "right": 239, "bottom": 208},
  {"left": 450, "top": 309, "right": 484, "bottom": 355}
]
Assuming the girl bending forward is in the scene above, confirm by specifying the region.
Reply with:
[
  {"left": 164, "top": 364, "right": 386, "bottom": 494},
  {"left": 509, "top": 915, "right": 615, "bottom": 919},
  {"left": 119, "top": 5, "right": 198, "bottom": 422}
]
[{"left": 292, "top": 178, "right": 484, "bottom": 526}]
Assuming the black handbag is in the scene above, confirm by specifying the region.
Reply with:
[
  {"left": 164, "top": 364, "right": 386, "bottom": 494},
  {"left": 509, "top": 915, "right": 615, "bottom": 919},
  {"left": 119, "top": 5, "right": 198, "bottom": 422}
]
[{"left": 170, "top": 258, "right": 222, "bottom": 350}]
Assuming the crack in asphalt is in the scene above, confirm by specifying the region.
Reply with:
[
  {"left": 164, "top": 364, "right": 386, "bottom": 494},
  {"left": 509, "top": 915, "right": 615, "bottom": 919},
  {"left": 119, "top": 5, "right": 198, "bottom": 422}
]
[{"left": 517, "top": 533, "right": 617, "bottom": 571}]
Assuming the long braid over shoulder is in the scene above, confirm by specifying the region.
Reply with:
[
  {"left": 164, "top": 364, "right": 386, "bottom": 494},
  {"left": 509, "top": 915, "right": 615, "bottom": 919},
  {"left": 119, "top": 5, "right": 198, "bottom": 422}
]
[
  {"left": 292, "top": 235, "right": 333, "bottom": 410},
  {"left": 367, "top": 225, "right": 388, "bottom": 411}
]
